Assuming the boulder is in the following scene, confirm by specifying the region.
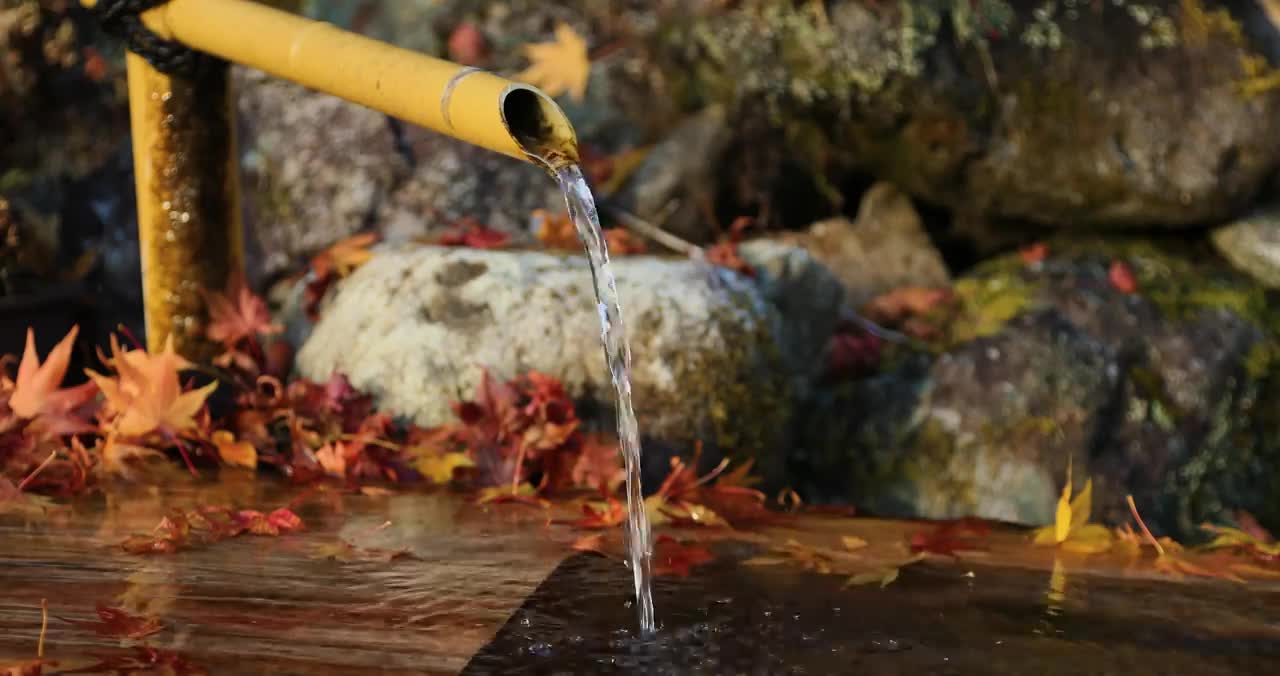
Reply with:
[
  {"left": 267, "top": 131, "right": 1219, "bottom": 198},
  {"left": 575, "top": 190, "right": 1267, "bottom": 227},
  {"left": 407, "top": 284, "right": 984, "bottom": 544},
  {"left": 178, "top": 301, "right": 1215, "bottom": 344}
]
[
  {"left": 794, "top": 239, "right": 1280, "bottom": 539},
  {"left": 235, "top": 67, "right": 411, "bottom": 286},
  {"left": 779, "top": 182, "right": 952, "bottom": 307},
  {"left": 1211, "top": 203, "right": 1280, "bottom": 288},
  {"left": 292, "top": 243, "right": 845, "bottom": 483}
]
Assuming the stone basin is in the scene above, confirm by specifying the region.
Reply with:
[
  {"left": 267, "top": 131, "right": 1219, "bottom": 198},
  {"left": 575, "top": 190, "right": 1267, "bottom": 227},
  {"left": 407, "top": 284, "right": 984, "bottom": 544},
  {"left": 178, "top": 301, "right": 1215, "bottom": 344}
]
[{"left": 2, "top": 478, "right": 1277, "bottom": 674}]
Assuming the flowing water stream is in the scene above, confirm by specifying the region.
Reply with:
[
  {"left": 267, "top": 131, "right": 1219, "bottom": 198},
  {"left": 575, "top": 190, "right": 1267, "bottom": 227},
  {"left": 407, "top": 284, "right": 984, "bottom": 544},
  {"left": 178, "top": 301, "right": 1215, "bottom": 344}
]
[{"left": 555, "top": 164, "right": 656, "bottom": 633}]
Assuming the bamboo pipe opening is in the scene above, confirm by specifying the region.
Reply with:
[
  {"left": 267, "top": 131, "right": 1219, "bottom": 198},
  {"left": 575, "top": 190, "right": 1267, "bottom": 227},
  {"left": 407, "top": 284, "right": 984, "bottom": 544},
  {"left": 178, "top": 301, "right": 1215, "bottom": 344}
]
[{"left": 500, "top": 85, "right": 579, "bottom": 170}]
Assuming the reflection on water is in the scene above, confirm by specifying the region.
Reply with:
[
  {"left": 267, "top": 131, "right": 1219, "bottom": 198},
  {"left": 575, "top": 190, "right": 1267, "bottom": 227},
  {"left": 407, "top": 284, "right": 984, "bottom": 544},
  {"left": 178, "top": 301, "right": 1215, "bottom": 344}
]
[{"left": 464, "top": 548, "right": 1280, "bottom": 675}]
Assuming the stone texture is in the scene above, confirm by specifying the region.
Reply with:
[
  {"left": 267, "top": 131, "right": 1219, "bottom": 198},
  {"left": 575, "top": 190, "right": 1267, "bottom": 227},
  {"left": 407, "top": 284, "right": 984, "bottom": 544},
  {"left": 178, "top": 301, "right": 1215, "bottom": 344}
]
[
  {"left": 1211, "top": 203, "right": 1280, "bottom": 287},
  {"left": 794, "top": 239, "right": 1280, "bottom": 539},
  {"left": 235, "top": 66, "right": 410, "bottom": 286},
  {"left": 780, "top": 182, "right": 952, "bottom": 307},
  {"left": 292, "top": 244, "right": 842, "bottom": 483}
]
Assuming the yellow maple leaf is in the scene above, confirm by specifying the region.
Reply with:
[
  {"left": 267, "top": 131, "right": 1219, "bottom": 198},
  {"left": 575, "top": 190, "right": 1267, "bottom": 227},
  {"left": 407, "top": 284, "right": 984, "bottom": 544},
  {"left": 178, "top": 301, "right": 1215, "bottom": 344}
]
[
  {"left": 516, "top": 23, "right": 590, "bottom": 102},
  {"left": 211, "top": 430, "right": 257, "bottom": 470},
  {"left": 1033, "top": 459, "right": 1112, "bottom": 554},
  {"left": 415, "top": 451, "right": 475, "bottom": 484}
]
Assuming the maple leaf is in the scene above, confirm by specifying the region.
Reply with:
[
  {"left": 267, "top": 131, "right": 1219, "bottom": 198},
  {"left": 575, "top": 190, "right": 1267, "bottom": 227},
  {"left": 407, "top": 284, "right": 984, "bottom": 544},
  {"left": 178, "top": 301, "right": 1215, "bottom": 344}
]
[
  {"left": 2, "top": 660, "right": 51, "bottom": 676},
  {"left": 8, "top": 326, "right": 98, "bottom": 437},
  {"left": 211, "top": 430, "right": 257, "bottom": 470},
  {"left": 910, "top": 517, "right": 990, "bottom": 557},
  {"left": 533, "top": 209, "right": 579, "bottom": 251},
  {"left": 304, "top": 232, "right": 380, "bottom": 320},
  {"left": 476, "top": 482, "right": 548, "bottom": 508},
  {"left": 1020, "top": 242, "right": 1048, "bottom": 265},
  {"left": 1201, "top": 512, "right": 1280, "bottom": 563},
  {"left": 517, "top": 23, "right": 590, "bottom": 102},
  {"left": 570, "top": 435, "right": 624, "bottom": 492},
  {"left": 415, "top": 450, "right": 476, "bottom": 484},
  {"left": 653, "top": 535, "right": 714, "bottom": 577},
  {"left": 447, "top": 22, "right": 488, "bottom": 65},
  {"left": 605, "top": 228, "right": 647, "bottom": 256},
  {"left": 571, "top": 532, "right": 607, "bottom": 553},
  {"left": 743, "top": 539, "right": 836, "bottom": 574},
  {"left": 704, "top": 217, "right": 755, "bottom": 278},
  {"left": 57, "top": 603, "right": 163, "bottom": 640},
  {"left": 235, "top": 508, "right": 305, "bottom": 536},
  {"left": 862, "top": 287, "right": 957, "bottom": 328},
  {"left": 558, "top": 497, "right": 627, "bottom": 529},
  {"left": 203, "top": 274, "right": 281, "bottom": 347},
  {"left": 56, "top": 646, "right": 203, "bottom": 675},
  {"left": 87, "top": 334, "right": 217, "bottom": 439},
  {"left": 1108, "top": 260, "right": 1137, "bottom": 294},
  {"left": 437, "top": 218, "right": 510, "bottom": 249},
  {"left": 1032, "top": 461, "right": 1113, "bottom": 554}
]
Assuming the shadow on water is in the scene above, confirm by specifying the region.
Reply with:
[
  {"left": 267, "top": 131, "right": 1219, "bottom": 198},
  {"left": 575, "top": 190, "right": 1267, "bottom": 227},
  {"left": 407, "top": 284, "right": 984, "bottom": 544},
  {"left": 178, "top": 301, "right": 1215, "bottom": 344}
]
[{"left": 463, "top": 545, "right": 1280, "bottom": 675}]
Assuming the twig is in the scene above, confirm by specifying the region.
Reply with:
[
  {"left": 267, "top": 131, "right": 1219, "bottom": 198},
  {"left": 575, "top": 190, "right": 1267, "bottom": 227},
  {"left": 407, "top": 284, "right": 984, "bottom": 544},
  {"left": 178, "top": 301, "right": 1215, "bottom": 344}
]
[
  {"left": 38, "top": 599, "right": 47, "bottom": 658},
  {"left": 1126, "top": 494, "right": 1165, "bottom": 557},
  {"left": 17, "top": 451, "right": 57, "bottom": 492},
  {"left": 604, "top": 201, "right": 702, "bottom": 258}
]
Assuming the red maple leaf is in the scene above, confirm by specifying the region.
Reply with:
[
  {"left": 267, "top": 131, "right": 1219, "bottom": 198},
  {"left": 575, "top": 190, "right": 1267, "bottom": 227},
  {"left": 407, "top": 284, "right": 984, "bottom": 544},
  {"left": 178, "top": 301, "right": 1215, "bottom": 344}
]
[
  {"left": 558, "top": 497, "right": 627, "bottom": 529},
  {"left": 438, "top": 218, "right": 510, "bottom": 249},
  {"left": 653, "top": 535, "right": 714, "bottom": 577},
  {"left": 203, "top": 273, "right": 281, "bottom": 348},
  {"left": 704, "top": 216, "right": 755, "bottom": 277},
  {"left": 57, "top": 603, "right": 163, "bottom": 640},
  {"left": 56, "top": 646, "right": 202, "bottom": 675},
  {"left": 447, "top": 22, "right": 488, "bottom": 65},
  {"left": 1020, "top": 242, "right": 1048, "bottom": 265},
  {"left": 908, "top": 517, "right": 991, "bottom": 557},
  {"left": 1109, "top": 261, "right": 1137, "bottom": 294}
]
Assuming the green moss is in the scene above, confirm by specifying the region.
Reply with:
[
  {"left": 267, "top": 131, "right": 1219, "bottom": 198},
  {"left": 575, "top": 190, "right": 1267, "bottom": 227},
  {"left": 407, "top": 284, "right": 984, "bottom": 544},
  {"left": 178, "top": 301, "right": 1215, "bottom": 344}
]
[
  {"left": 1244, "top": 342, "right": 1276, "bottom": 380},
  {"left": 947, "top": 274, "right": 1038, "bottom": 346}
]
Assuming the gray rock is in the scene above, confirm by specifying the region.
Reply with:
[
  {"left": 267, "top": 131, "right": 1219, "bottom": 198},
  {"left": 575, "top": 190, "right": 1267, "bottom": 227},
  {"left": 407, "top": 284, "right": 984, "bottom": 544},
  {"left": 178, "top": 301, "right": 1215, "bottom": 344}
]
[
  {"left": 293, "top": 244, "right": 817, "bottom": 482},
  {"left": 737, "top": 238, "right": 847, "bottom": 384},
  {"left": 1211, "top": 204, "right": 1280, "bottom": 287},
  {"left": 375, "top": 125, "right": 561, "bottom": 246},
  {"left": 780, "top": 182, "right": 952, "bottom": 307},
  {"left": 235, "top": 66, "right": 410, "bottom": 286},
  {"left": 662, "top": 0, "right": 1280, "bottom": 229},
  {"left": 796, "top": 239, "right": 1280, "bottom": 539},
  {"left": 608, "top": 106, "right": 733, "bottom": 243}
]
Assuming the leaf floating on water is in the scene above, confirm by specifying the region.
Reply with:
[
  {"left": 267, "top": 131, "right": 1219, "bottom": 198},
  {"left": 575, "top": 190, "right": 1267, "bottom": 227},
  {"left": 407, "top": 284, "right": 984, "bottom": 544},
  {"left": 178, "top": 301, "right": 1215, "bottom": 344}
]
[
  {"left": 841, "top": 536, "right": 869, "bottom": 551},
  {"left": 516, "top": 23, "right": 591, "bottom": 102},
  {"left": 414, "top": 450, "right": 475, "bottom": 485},
  {"left": 57, "top": 603, "right": 163, "bottom": 640},
  {"left": 558, "top": 498, "right": 626, "bottom": 529},
  {"left": 211, "top": 430, "right": 257, "bottom": 470},
  {"left": 55, "top": 646, "right": 203, "bottom": 675},
  {"left": 910, "top": 517, "right": 991, "bottom": 557},
  {"left": 1032, "top": 460, "right": 1112, "bottom": 554},
  {"left": 653, "top": 535, "right": 714, "bottom": 577}
]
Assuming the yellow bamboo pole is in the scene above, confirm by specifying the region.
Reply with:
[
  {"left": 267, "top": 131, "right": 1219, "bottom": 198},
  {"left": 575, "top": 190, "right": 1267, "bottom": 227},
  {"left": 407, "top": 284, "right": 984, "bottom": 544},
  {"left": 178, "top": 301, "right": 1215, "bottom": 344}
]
[
  {"left": 124, "top": 49, "right": 241, "bottom": 361},
  {"left": 85, "top": 0, "right": 579, "bottom": 361},
  {"left": 133, "top": 0, "right": 578, "bottom": 166}
]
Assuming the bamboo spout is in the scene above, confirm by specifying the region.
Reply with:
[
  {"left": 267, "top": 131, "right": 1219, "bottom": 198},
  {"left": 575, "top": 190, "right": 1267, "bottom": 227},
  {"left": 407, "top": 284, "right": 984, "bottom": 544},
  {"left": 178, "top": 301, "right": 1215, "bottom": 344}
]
[{"left": 106, "top": 0, "right": 579, "bottom": 166}]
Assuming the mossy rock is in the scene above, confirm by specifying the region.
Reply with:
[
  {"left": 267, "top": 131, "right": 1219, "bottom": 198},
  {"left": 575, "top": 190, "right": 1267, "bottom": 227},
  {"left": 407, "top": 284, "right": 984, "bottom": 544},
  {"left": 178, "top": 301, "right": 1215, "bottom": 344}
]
[{"left": 794, "top": 238, "right": 1280, "bottom": 539}]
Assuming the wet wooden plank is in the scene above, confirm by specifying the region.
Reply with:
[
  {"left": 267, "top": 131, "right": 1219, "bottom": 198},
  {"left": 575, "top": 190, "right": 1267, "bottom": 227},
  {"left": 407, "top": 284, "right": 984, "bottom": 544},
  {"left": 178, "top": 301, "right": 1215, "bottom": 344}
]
[{"left": 0, "top": 479, "right": 572, "bottom": 674}]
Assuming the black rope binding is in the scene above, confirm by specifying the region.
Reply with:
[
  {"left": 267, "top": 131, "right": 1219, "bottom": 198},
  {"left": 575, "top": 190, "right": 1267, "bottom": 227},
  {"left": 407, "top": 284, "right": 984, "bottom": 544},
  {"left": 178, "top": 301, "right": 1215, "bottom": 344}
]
[{"left": 91, "top": 0, "right": 225, "bottom": 80}]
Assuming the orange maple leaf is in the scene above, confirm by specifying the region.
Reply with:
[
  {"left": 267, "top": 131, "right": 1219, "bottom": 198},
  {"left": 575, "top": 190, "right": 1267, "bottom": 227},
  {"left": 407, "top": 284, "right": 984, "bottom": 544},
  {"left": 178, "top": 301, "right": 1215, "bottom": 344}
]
[
  {"left": 8, "top": 326, "right": 98, "bottom": 437},
  {"left": 86, "top": 335, "right": 217, "bottom": 439}
]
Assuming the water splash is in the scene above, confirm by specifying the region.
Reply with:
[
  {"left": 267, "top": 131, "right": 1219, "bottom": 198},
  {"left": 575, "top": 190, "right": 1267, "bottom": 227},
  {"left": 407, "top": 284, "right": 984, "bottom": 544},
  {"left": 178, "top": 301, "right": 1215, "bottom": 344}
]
[{"left": 555, "top": 164, "right": 655, "bottom": 633}]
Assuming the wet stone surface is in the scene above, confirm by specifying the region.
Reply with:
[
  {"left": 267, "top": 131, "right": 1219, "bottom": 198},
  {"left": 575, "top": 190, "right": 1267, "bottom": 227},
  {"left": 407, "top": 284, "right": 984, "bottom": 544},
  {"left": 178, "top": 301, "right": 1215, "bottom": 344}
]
[{"left": 466, "top": 550, "right": 1280, "bottom": 675}]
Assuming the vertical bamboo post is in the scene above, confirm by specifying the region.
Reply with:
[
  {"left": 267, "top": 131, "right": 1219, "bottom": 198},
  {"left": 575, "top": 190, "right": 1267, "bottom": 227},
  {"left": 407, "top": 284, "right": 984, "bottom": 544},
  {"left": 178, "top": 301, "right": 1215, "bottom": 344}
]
[{"left": 125, "top": 49, "right": 241, "bottom": 360}]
